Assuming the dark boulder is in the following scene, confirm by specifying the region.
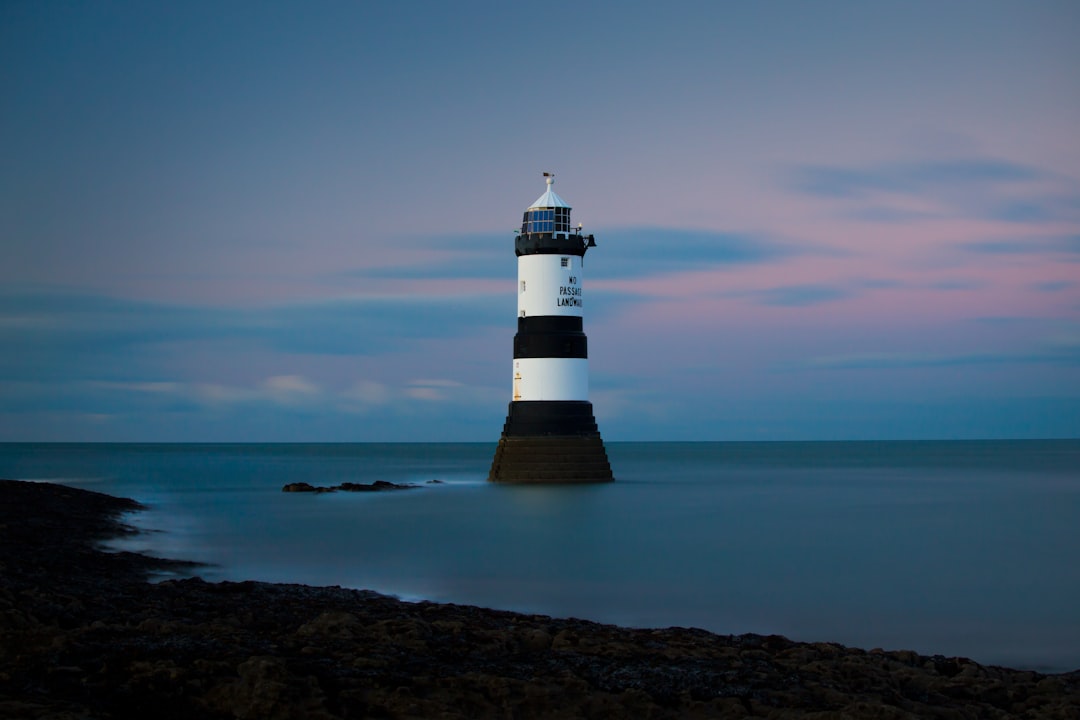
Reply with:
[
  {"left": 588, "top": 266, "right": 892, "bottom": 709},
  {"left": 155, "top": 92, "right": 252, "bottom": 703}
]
[
  {"left": 339, "top": 480, "right": 416, "bottom": 492},
  {"left": 281, "top": 482, "right": 318, "bottom": 493},
  {"left": 283, "top": 481, "right": 418, "bottom": 493}
]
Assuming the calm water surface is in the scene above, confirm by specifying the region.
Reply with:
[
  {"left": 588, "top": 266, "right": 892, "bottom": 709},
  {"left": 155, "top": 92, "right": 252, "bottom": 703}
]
[{"left": 2, "top": 440, "right": 1077, "bottom": 672}]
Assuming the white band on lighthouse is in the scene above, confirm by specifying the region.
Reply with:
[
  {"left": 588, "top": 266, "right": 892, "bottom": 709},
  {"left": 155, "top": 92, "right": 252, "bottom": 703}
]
[
  {"left": 513, "top": 358, "right": 588, "bottom": 401},
  {"left": 517, "top": 255, "right": 583, "bottom": 318}
]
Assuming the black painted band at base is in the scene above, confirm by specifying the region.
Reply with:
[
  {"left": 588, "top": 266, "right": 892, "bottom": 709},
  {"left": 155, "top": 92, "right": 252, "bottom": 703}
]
[{"left": 498, "top": 400, "right": 600, "bottom": 437}]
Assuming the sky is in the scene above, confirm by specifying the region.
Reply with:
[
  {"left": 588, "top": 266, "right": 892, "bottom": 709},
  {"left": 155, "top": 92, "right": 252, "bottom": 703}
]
[{"left": 1, "top": 1, "right": 1078, "bottom": 442}]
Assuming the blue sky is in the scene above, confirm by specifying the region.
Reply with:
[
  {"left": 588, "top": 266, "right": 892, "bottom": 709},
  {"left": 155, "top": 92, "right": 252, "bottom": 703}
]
[{"left": 2, "top": 1, "right": 1078, "bottom": 441}]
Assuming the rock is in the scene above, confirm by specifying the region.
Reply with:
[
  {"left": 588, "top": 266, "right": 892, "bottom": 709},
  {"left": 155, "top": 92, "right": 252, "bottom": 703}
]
[
  {"left": 296, "top": 611, "right": 364, "bottom": 640},
  {"left": 520, "top": 627, "right": 552, "bottom": 652},
  {"left": 338, "top": 480, "right": 416, "bottom": 492},
  {"left": 203, "top": 655, "right": 334, "bottom": 720},
  {"left": 283, "top": 480, "right": 419, "bottom": 493}
]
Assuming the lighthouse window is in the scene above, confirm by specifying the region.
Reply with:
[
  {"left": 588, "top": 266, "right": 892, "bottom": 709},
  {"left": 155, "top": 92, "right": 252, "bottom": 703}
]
[
  {"left": 521, "top": 207, "right": 571, "bottom": 234},
  {"left": 560, "top": 257, "right": 569, "bottom": 267},
  {"left": 554, "top": 207, "right": 570, "bottom": 233}
]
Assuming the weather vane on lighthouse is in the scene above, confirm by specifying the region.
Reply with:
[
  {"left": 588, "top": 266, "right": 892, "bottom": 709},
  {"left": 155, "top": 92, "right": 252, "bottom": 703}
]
[{"left": 488, "top": 173, "right": 613, "bottom": 483}]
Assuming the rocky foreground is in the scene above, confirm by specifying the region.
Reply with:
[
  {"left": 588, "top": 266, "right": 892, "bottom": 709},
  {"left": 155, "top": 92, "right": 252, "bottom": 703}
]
[{"left": 1, "top": 480, "right": 1077, "bottom": 719}]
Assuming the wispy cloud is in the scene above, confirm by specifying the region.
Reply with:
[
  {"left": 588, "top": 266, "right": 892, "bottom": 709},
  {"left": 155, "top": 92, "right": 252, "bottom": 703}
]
[
  {"left": 800, "top": 344, "right": 1080, "bottom": 370},
  {"left": 0, "top": 290, "right": 508, "bottom": 382},
  {"left": 590, "top": 228, "right": 800, "bottom": 280},
  {"left": 334, "top": 228, "right": 804, "bottom": 286},
  {"left": 962, "top": 235, "right": 1080, "bottom": 258},
  {"left": 724, "top": 277, "right": 920, "bottom": 308},
  {"left": 792, "top": 159, "right": 1044, "bottom": 199},
  {"left": 750, "top": 284, "right": 852, "bottom": 307},
  {"left": 404, "top": 378, "right": 464, "bottom": 401},
  {"left": 1032, "top": 280, "right": 1075, "bottom": 293},
  {"left": 341, "top": 381, "right": 393, "bottom": 407},
  {"left": 338, "top": 233, "right": 511, "bottom": 281},
  {"left": 261, "top": 297, "right": 507, "bottom": 355},
  {"left": 789, "top": 157, "right": 1080, "bottom": 225},
  {"left": 263, "top": 374, "right": 323, "bottom": 407}
]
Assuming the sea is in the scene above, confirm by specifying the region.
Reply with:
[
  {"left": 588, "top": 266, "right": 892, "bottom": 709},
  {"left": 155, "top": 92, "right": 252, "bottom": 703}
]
[{"left": 2, "top": 440, "right": 1078, "bottom": 673}]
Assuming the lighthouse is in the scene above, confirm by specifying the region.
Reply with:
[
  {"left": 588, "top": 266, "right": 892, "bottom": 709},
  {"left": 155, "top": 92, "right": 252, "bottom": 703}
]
[{"left": 488, "top": 174, "right": 614, "bottom": 483}]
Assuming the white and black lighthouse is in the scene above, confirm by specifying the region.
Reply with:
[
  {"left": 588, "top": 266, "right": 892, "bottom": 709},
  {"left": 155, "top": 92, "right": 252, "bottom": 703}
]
[{"left": 488, "top": 174, "right": 614, "bottom": 483}]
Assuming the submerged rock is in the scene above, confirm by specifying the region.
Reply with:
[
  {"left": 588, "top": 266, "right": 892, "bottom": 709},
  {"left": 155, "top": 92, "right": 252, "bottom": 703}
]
[
  {"left": 281, "top": 480, "right": 418, "bottom": 493},
  {"left": 281, "top": 482, "right": 317, "bottom": 492},
  {"left": 337, "top": 480, "right": 417, "bottom": 492}
]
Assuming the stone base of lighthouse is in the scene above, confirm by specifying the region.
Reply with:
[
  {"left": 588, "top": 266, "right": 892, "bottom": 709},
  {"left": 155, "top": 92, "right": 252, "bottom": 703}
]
[{"left": 488, "top": 401, "right": 614, "bottom": 483}]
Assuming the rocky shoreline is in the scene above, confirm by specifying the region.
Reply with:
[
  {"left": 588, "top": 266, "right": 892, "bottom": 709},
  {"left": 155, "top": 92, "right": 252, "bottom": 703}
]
[{"left": 1, "top": 479, "right": 1077, "bottom": 719}]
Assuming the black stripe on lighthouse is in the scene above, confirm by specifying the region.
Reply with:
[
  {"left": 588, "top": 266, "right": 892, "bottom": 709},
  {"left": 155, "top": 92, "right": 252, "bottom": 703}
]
[{"left": 513, "top": 316, "right": 588, "bottom": 359}]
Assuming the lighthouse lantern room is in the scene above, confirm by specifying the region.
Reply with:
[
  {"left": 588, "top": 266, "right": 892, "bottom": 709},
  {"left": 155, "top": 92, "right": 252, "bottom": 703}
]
[{"left": 488, "top": 174, "right": 613, "bottom": 483}]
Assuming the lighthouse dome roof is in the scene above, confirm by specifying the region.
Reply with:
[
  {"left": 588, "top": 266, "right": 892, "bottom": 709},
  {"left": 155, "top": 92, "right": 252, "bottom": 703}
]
[{"left": 527, "top": 174, "right": 571, "bottom": 210}]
